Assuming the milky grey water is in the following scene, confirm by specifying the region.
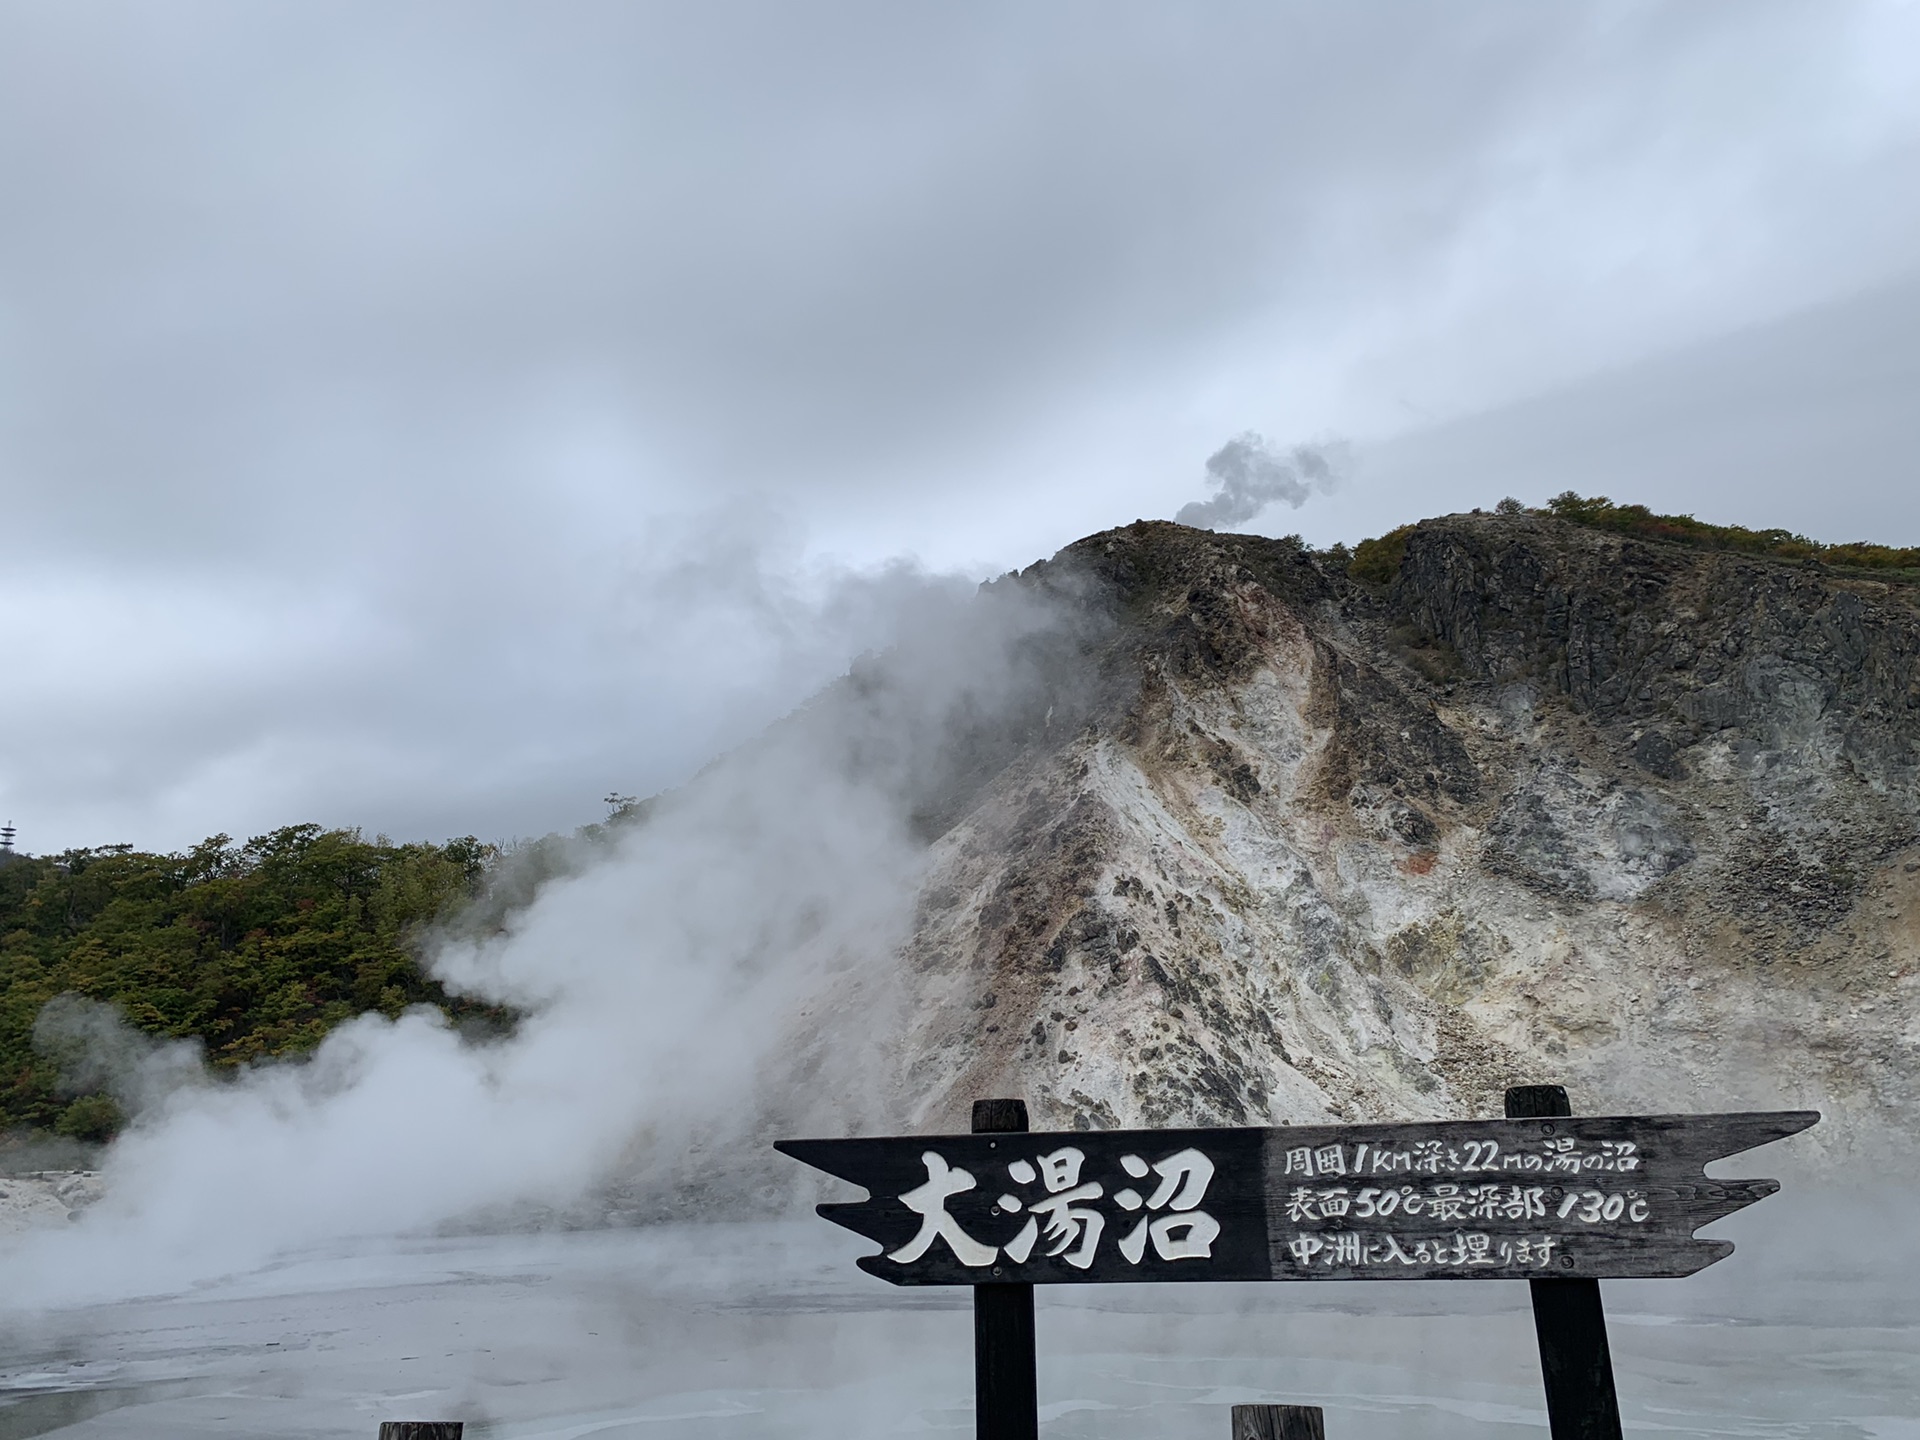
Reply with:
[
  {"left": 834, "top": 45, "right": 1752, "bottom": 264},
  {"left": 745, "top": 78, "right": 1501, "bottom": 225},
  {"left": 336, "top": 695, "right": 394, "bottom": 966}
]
[{"left": 0, "top": 1190, "right": 1913, "bottom": 1440}]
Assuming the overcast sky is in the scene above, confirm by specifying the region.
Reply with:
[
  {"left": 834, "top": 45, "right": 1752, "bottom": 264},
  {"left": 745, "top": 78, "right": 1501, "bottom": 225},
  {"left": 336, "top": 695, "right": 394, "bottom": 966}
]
[{"left": 5, "top": 1, "right": 1919, "bottom": 854}]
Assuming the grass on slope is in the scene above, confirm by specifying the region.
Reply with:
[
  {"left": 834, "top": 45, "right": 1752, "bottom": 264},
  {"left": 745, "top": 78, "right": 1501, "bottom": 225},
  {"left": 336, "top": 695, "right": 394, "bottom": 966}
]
[
  {"left": 1532, "top": 492, "right": 1920, "bottom": 574},
  {"left": 1343, "top": 492, "right": 1920, "bottom": 586}
]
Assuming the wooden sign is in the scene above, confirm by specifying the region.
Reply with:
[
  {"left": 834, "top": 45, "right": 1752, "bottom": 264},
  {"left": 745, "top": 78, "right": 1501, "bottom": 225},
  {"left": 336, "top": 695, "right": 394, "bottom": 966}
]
[{"left": 777, "top": 1110, "right": 1817, "bottom": 1285}]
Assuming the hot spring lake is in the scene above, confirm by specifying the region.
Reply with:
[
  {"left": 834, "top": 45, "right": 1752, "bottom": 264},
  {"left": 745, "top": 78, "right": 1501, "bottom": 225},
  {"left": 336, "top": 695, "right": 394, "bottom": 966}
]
[{"left": 0, "top": 1190, "right": 1913, "bottom": 1440}]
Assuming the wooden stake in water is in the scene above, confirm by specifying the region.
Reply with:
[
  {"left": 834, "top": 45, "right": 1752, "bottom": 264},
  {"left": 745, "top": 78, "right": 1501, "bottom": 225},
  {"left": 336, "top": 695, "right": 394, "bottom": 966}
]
[{"left": 1232, "top": 1404, "right": 1326, "bottom": 1440}]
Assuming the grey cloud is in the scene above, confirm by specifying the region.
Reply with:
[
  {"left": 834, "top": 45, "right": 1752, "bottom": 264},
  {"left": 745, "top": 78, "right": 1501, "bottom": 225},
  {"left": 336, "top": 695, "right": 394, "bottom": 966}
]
[
  {"left": 1301, "top": 272, "right": 1920, "bottom": 553},
  {"left": 0, "top": 512, "right": 984, "bottom": 855},
  {"left": 1, "top": 2, "right": 1917, "bottom": 851},
  {"left": 5, "top": 2, "right": 1903, "bottom": 553},
  {"left": 1176, "top": 434, "right": 1346, "bottom": 530}
]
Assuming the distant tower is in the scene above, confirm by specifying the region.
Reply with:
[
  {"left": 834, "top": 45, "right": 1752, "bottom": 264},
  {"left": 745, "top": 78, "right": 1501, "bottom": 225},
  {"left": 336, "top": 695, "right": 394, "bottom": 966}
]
[{"left": 0, "top": 822, "right": 13, "bottom": 852}]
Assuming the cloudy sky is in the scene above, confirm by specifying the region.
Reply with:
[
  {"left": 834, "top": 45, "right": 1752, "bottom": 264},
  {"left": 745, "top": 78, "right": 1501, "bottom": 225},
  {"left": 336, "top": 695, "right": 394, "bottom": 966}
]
[{"left": 4, "top": 1, "right": 1919, "bottom": 854}]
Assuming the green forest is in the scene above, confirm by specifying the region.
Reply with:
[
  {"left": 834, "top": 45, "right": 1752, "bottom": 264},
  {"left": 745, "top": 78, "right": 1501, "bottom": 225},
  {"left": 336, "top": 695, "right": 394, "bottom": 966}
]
[{"left": 0, "top": 825, "right": 513, "bottom": 1146}]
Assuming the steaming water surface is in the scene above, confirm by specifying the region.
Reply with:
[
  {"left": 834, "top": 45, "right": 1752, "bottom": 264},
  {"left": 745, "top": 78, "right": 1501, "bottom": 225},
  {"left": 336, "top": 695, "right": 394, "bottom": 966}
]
[{"left": 1, "top": 1192, "right": 1912, "bottom": 1440}]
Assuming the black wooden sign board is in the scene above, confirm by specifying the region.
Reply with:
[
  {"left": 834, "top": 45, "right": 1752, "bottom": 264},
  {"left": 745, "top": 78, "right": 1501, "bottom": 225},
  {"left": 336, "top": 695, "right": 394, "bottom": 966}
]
[{"left": 777, "top": 1110, "right": 1818, "bottom": 1285}]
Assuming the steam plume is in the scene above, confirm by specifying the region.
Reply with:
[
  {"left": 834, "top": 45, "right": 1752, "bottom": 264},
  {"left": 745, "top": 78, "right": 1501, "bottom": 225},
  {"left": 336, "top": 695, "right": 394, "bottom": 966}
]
[
  {"left": 1175, "top": 433, "right": 1347, "bottom": 530},
  {"left": 33, "top": 995, "right": 207, "bottom": 1119},
  {"left": 0, "top": 555, "right": 1095, "bottom": 1309}
]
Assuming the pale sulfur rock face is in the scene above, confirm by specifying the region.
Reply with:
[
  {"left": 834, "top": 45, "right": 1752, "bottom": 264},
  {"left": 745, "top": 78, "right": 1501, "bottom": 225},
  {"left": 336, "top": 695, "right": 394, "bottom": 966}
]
[
  {"left": 0, "top": 1171, "right": 103, "bottom": 1235},
  {"left": 886, "top": 518, "right": 1920, "bottom": 1155}
]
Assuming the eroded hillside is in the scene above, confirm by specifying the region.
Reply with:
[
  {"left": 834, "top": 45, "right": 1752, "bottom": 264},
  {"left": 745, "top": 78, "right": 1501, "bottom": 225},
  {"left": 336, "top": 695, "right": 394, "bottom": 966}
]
[{"left": 893, "top": 516, "right": 1920, "bottom": 1144}]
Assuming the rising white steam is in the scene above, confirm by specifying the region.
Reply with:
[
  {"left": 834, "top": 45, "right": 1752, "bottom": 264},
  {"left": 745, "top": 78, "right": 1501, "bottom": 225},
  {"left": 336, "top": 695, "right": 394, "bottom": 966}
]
[
  {"left": 33, "top": 994, "right": 209, "bottom": 1120},
  {"left": 2, "top": 558, "right": 1089, "bottom": 1310},
  {"left": 1175, "top": 434, "right": 1348, "bottom": 530}
]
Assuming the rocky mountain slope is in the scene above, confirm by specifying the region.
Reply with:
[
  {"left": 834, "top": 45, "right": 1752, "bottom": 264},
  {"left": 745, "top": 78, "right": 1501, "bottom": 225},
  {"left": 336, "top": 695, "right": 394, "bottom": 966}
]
[{"left": 890, "top": 515, "right": 1920, "bottom": 1146}]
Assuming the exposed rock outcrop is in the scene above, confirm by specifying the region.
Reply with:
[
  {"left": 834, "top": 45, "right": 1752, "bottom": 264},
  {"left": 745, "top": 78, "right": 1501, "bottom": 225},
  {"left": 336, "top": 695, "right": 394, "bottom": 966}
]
[
  {"left": 0, "top": 1171, "right": 102, "bottom": 1233},
  {"left": 891, "top": 516, "right": 1920, "bottom": 1145}
]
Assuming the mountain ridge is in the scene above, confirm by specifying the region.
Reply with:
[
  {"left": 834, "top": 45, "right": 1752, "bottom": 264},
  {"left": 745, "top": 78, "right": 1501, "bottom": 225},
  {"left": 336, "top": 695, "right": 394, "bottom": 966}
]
[{"left": 886, "top": 512, "right": 1919, "bottom": 1147}]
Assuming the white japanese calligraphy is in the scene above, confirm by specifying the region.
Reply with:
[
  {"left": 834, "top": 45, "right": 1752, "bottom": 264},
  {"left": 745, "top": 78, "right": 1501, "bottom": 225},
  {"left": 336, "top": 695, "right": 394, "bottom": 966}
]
[
  {"left": 1000, "top": 1146, "right": 1106, "bottom": 1269},
  {"left": 1116, "top": 1146, "right": 1220, "bottom": 1263},
  {"left": 888, "top": 1151, "right": 997, "bottom": 1267},
  {"left": 1285, "top": 1229, "right": 1566, "bottom": 1271}
]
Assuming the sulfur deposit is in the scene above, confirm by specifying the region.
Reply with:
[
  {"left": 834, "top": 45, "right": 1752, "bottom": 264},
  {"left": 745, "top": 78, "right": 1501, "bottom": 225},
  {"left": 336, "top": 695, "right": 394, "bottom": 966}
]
[
  {"left": 0, "top": 1171, "right": 103, "bottom": 1235},
  {"left": 891, "top": 516, "right": 1920, "bottom": 1145}
]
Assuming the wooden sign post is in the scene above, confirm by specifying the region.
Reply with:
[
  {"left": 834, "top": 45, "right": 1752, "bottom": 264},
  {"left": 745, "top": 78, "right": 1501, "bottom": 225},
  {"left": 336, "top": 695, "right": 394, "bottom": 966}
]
[
  {"left": 1506, "top": 1085, "right": 1622, "bottom": 1440},
  {"left": 778, "top": 1092, "right": 1816, "bottom": 1440},
  {"left": 972, "top": 1099, "right": 1038, "bottom": 1440}
]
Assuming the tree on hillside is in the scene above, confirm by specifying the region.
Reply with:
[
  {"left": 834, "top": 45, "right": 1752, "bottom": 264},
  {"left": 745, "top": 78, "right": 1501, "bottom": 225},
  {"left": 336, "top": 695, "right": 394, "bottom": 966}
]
[{"left": 0, "top": 826, "right": 511, "bottom": 1143}]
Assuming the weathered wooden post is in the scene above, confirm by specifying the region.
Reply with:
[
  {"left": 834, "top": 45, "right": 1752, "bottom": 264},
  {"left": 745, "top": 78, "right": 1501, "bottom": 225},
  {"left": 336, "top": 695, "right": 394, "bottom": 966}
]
[
  {"left": 1232, "top": 1403, "right": 1325, "bottom": 1440},
  {"left": 1506, "top": 1085, "right": 1623, "bottom": 1440},
  {"left": 377, "top": 1425, "right": 462, "bottom": 1439},
  {"left": 972, "top": 1097, "right": 1038, "bottom": 1440}
]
